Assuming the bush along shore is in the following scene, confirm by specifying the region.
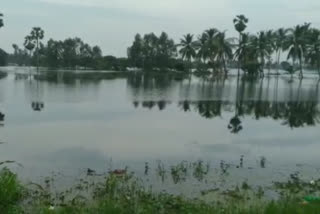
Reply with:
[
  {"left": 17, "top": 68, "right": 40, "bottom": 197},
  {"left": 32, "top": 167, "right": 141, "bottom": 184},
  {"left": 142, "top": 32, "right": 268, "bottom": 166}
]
[{"left": 1, "top": 166, "right": 320, "bottom": 214}]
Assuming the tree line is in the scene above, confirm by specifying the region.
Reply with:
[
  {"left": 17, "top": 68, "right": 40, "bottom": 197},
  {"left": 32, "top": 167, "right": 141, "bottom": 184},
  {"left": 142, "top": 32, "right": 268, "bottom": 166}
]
[
  {"left": 128, "top": 15, "right": 320, "bottom": 78},
  {"left": 1, "top": 12, "right": 320, "bottom": 77},
  {"left": 0, "top": 12, "right": 7, "bottom": 66},
  {"left": 10, "top": 30, "right": 129, "bottom": 71},
  {"left": 0, "top": 14, "right": 129, "bottom": 70}
]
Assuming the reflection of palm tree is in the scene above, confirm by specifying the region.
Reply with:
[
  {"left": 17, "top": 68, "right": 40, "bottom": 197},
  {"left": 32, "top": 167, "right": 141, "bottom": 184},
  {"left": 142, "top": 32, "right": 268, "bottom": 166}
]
[
  {"left": 255, "top": 78, "right": 265, "bottom": 119},
  {"left": 142, "top": 101, "right": 156, "bottom": 109},
  {"left": 228, "top": 116, "right": 243, "bottom": 134},
  {"left": 272, "top": 76, "right": 281, "bottom": 119},
  {"left": 157, "top": 100, "right": 167, "bottom": 111},
  {"left": 0, "top": 13, "right": 3, "bottom": 29},
  {"left": 229, "top": 74, "right": 244, "bottom": 134},
  {"left": 31, "top": 78, "right": 45, "bottom": 112},
  {"left": 0, "top": 112, "right": 4, "bottom": 121},
  {"left": 282, "top": 79, "right": 320, "bottom": 128},
  {"left": 194, "top": 101, "right": 223, "bottom": 119},
  {"left": 133, "top": 101, "right": 139, "bottom": 108},
  {"left": 178, "top": 100, "right": 191, "bottom": 112},
  {"left": 31, "top": 102, "right": 44, "bottom": 112}
]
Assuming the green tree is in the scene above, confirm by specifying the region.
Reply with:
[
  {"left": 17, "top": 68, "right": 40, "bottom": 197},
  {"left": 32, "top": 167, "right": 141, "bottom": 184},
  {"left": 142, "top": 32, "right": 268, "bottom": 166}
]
[
  {"left": 179, "top": 34, "right": 197, "bottom": 72},
  {"left": 284, "top": 23, "right": 310, "bottom": 78},
  {"left": 24, "top": 36, "right": 35, "bottom": 65},
  {"left": 0, "top": 14, "right": 7, "bottom": 65},
  {"left": 195, "top": 33, "right": 209, "bottom": 64},
  {"left": 62, "top": 37, "right": 83, "bottom": 68},
  {"left": 212, "top": 32, "right": 234, "bottom": 74},
  {"left": 233, "top": 15, "right": 249, "bottom": 75},
  {"left": 204, "top": 28, "right": 219, "bottom": 69},
  {"left": 127, "top": 34, "right": 144, "bottom": 68},
  {"left": 157, "top": 32, "right": 177, "bottom": 69},
  {"left": 11, "top": 44, "right": 29, "bottom": 66},
  {"left": 45, "top": 39, "right": 63, "bottom": 67},
  {"left": 26, "top": 27, "right": 44, "bottom": 70},
  {"left": 128, "top": 32, "right": 176, "bottom": 70},
  {"left": 251, "top": 31, "right": 273, "bottom": 75},
  {"left": 0, "top": 49, "right": 7, "bottom": 66},
  {"left": 305, "top": 28, "right": 320, "bottom": 76},
  {"left": 274, "top": 28, "right": 289, "bottom": 74}
]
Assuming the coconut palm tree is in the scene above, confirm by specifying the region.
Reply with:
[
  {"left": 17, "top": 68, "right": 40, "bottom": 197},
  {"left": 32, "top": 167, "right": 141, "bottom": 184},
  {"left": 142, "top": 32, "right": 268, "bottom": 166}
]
[
  {"left": 251, "top": 31, "right": 273, "bottom": 76},
  {"left": 305, "top": 28, "right": 320, "bottom": 77},
  {"left": 274, "top": 28, "right": 289, "bottom": 74},
  {"left": 179, "top": 34, "right": 197, "bottom": 72},
  {"left": 196, "top": 33, "right": 209, "bottom": 63},
  {"left": 0, "top": 13, "right": 3, "bottom": 28},
  {"left": 284, "top": 23, "right": 310, "bottom": 78},
  {"left": 204, "top": 28, "right": 219, "bottom": 71},
  {"left": 234, "top": 33, "right": 250, "bottom": 68},
  {"left": 212, "top": 32, "right": 234, "bottom": 74},
  {"left": 265, "top": 30, "right": 276, "bottom": 73},
  {"left": 233, "top": 15, "right": 249, "bottom": 75}
]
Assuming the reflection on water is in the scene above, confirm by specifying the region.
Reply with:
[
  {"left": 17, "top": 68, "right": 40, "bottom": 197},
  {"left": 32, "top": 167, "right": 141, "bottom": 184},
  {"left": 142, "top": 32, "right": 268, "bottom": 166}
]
[
  {"left": 132, "top": 100, "right": 320, "bottom": 130},
  {"left": 0, "top": 70, "right": 320, "bottom": 187},
  {"left": 129, "top": 75, "right": 320, "bottom": 131},
  {"left": 0, "top": 111, "right": 4, "bottom": 121}
]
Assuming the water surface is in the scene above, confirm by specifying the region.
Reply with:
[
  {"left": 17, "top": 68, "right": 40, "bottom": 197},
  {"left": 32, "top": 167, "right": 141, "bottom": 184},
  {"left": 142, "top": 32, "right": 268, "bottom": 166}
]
[{"left": 0, "top": 68, "right": 320, "bottom": 193}]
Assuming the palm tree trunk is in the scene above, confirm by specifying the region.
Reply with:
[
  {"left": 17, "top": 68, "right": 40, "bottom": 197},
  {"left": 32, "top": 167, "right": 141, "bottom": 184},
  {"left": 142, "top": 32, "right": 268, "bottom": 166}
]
[
  {"left": 318, "top": 58, "right": 320, "bottom": 78},
  {"left": 277, "top": 50, "right": 281, "bottom": 74},
  {"left": 36, "top": 38, "right": 39, "bottom": 73},
  {"left": 29, "top": 50, "right": 32, "bottom": 78},
  {"left": 299, "top": 57, "right": 303, "bottom": 79},
  {"left": 210, "top": 56, "right": 214, "bottom": 74},
  {"left": 237, "top": 34, "right": 241, "bottom": 77},
  {"left": 291, "top": 58, "right": 295, "bottom": 79},
  {"left": 260, "top": 55, "right": 265, "bottom": 78},
  {"left": 223, "top": 56, "right": 227, "bottom": 75}
]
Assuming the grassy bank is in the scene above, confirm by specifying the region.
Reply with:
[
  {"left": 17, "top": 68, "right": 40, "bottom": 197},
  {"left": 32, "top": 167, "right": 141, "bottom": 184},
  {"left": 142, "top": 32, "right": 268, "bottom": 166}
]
[{"left": 1, "top": 168, "right": 320, "bottom": 214}]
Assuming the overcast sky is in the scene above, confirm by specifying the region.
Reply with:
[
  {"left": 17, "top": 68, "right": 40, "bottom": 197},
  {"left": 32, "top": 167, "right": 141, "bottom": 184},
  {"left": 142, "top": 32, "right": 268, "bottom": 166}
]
[{"left": 1, "top": 0, "right": 320, "bottom": 57}]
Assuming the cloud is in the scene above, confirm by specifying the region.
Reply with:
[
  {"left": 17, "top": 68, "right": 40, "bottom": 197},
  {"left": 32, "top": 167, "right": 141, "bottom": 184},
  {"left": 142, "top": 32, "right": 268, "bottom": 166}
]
[{"left": 38, "top": 0, "right": 231, "bottom": 19}]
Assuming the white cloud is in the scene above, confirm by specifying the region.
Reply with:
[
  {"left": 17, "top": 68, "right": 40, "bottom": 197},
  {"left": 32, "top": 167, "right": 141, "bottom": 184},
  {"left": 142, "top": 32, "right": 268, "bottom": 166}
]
[{"left": 38, "top": 0, "right": 231, "bottom": 18}]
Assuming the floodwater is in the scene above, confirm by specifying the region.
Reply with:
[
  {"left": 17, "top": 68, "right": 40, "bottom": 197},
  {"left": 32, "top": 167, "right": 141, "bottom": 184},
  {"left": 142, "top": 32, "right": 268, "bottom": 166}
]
[{"left": 0, "top": 67, "right": 320, "bottom": 195}]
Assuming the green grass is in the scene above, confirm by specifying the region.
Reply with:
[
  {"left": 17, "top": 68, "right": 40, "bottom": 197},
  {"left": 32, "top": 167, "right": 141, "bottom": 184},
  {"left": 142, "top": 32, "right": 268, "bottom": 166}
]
[
  {"left": 1, "top": 168, "right": 320, "bottom": 214},
  {"left": 0, "top": 168, "right": 24, "bottom": 214}
]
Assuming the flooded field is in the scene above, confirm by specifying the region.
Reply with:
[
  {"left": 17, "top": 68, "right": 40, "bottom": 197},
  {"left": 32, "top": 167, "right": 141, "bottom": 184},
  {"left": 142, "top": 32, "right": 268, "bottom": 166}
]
[{"left": 0, "top": 68, "right": 320, "bottom": 198}]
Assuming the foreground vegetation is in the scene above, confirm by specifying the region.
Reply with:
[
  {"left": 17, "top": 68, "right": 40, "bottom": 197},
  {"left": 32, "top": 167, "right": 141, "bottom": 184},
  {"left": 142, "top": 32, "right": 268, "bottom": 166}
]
[{"left": 1, "top": 165, "right": 320, "bottom": 214}]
